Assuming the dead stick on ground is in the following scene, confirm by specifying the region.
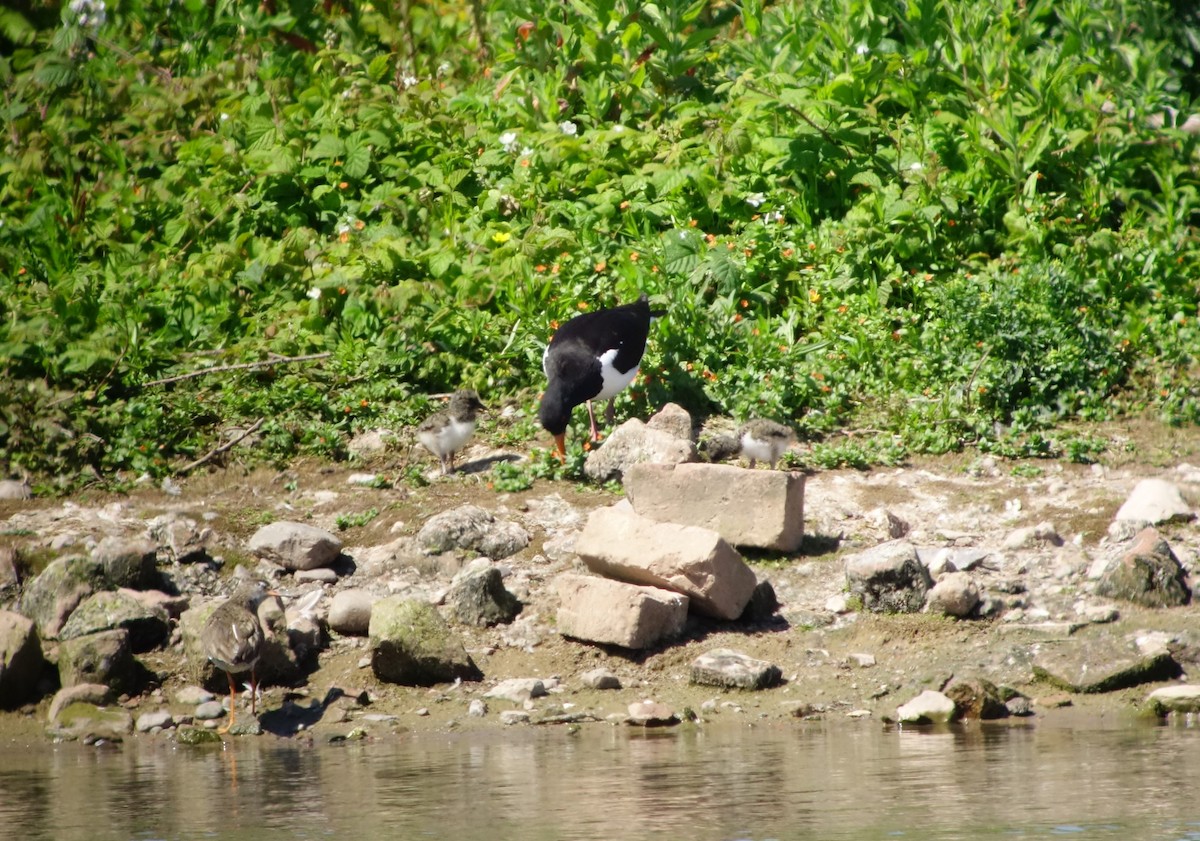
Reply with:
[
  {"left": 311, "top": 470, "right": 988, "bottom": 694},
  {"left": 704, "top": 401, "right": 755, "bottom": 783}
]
[
  {"left": 178, "top": 418, "right": 265, "bottom": 475},
  {"left": 142, "top": 352, "right": 332, "bottom": 388}
]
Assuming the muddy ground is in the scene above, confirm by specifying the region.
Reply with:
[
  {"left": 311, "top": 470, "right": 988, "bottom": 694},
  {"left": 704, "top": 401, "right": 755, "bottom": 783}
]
[{"left": 4, "top": 415, "right": 1200, "bottom": 742}]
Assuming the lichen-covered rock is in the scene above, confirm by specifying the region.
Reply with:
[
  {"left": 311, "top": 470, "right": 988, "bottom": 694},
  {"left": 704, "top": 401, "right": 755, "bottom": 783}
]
[
  {"left": 446, "top": 562, "right": 522, "bottom": 627},
  {"left": 845, "top": 541, "right": 932, "bottom": 614},
  {"left": 18, "top": 555, "right": 107, "bottom": 639},
  {"left": 91, "top": 536, "right": 159, "bottom": 589},
  {"left": 690, "top": 649, "right": 782, "bottom": 690},
  {"left": 943, "top": 677, "right": 1009, "bottom": 719},
  {"left": 369, "top": 597, "right": 481, "bottom": 686},
  {"left": 1095, "top": 528, "right": 1190, "bottom": 608},
  {"left": 58, "top": 629, "right": 137, "bottom": 693},
  {"left": 417, "top": 506, "right": 530, "bottom": 560},
  {"left": 58, "top": 590, "right": 169, "bottom": 653}
]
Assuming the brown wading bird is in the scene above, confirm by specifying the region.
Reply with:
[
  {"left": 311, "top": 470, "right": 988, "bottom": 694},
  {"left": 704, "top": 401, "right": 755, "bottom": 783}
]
[
  {"left": 201, "top": 579, "right": 275, "bottom": 734},
  {"left": 417, "top": 389, "right": 486, "bottom": 475}
]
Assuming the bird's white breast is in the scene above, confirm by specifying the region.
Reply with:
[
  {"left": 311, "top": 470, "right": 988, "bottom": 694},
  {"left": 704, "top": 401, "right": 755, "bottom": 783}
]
[
  {"left": 741, "top": 431, "right": 786, "bottom": 463},
  {"left": 419, "top": 417, "right": 476, "bottom": 455},
  {"left": 594, "top": 347, "right": 639, "bottom": 400}
]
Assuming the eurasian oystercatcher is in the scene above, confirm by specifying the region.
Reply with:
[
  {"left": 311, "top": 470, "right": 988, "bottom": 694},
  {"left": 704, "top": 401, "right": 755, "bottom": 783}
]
[
  {"left": 417, "top": 389, "right": 485, "bottom": 474},
  {"left": 539, "top": 293, "right": 659, "bottom": 456}
]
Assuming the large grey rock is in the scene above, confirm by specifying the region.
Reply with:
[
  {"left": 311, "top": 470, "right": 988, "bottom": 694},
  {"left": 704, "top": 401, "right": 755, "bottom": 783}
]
[
  {"left": 248, "top": 522, "right": 342, "bottom": 571},
  {"left": 1115, "top": 478, "right": 1194, "bottom": 524},
  {"left": 48, "top": 701, "right": 133, "bottom": 741},
  {"left": 583, "top": 418, "right": 697, "bottom": 483},
  {"left": 690, "top": 649, "right": 782, "bottom": 690},
  {"left": 58, "top": 590, "right": 169, "bottom": 653},
  {"left": 556, "top": 574, "right": 688, "bottom": 650},
  {"left": 925, "top": 572, "right": 980, "bottom": 618},
  {"left": 645, "top": 402, "right": 695, "bottom": 442},
  {"left": 369, "top": 597, "right": 481, "bottom": 686},
  {"left": 1031, "top": 637, "right": 1180, "bottom": 693},
  {"left": 136, "top": 710, "right": 175, "bottom": 732},
  {"left": 91, "top": 536, "right": 158, "bottom": 589},
  {"left": 328, "top": 589, "right": 373, "bottom": 635},
  {"left": 446, "top": 562, "right": 522, "bottom": 627},
  {"left": 625, "top": 462, "right": 805, "bottom": 552},
  {"left": 58, "top": 629, "right": 137, "bottom": 693},
  {"left": 417, "top": 506, "right": 530, "bottom": 560},
  {"left": 18, "top": 555, "right": 106, "bottom": 638},
  {"left": 0, "top": 611, "right": 44, "bottom": 709},
  {"left": 574, "top": 506, "right": 757, "bottom": 620},
  {"left": 1095, "top": 528, "right": 1190, "bottom": 608},
  {"left": 845, "top": 540, "right": 933, "bottom": 614},
  {"left": 896, "top": 690, "right": 958, "bottom": 723}
]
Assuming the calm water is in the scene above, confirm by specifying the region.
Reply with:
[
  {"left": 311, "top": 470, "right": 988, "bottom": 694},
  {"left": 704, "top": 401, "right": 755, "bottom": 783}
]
[{"left": 2, "top": 717, "right": 1199, "bottom": 841}]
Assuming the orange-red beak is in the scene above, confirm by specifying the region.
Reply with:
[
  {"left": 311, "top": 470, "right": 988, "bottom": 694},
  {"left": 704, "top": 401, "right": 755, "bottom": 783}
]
[{"left": 552, "top": 433, "right": 566, "bottom": 460}]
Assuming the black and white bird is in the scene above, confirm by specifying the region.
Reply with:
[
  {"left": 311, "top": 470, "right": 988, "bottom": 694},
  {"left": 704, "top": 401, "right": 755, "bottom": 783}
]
[
  {"left": 417, "top": 389, "right": 485, "bottom": 475},
  {"left": 736, "top": 419, "right": 797, "bottom": 469},
  {"left": 538, "top": 294, "right": 660, "bottom": 457},
  {"left": 200, "top": 579, "right": 275, "bottom": 733}
]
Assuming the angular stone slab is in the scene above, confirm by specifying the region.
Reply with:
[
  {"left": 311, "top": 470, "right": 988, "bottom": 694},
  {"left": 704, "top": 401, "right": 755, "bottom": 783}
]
[
  {"left": 1031, "top": 637, "right": 1180, "bottom": 693},
  {"left": 1115, "top": 478, "right": 1194, "bottom": 524},
  {"left": 583, "top": 418, "right": 697, "bottom": 483},
  {"left": 690, "top": 648, "right": 782, "bottom": 690},
  {"left": 368, "top": 597, "right": 481, "bottom": 686},
  {"left": 574, "top": 506, "right": 757, "bottom": 620},
  {"left": 625, "top": 462, "right": 805, "bottom": 552},
  {"left": 556, "top": 574, "right": 688, "bottom": 650}
]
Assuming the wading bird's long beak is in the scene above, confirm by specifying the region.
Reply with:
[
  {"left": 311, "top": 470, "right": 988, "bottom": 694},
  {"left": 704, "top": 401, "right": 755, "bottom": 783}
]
[{"left": 553, "top": 433, "right": 566, "bottom": 461}]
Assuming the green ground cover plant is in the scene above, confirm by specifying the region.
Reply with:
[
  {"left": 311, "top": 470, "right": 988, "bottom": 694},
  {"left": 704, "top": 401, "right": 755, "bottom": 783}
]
[{"left": 1, "top": 0, "right": 1198, "bottom": 488}]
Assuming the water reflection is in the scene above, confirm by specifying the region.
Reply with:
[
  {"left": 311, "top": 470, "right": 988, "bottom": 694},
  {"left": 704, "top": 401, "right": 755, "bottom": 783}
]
[{"left": 1, "top": 718, "right": 1198, "bottom": 841}]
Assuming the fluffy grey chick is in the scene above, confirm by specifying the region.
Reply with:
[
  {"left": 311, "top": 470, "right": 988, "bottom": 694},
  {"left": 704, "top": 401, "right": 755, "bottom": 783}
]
[
  {"left": 417, "top": 390, "right": 485, "bottom": 475},
  {"left": 735, "top": 419, "right": 797, "bottom": 469}
]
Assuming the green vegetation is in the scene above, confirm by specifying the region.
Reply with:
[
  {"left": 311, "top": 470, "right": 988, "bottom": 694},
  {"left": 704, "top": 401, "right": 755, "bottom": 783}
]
[
  {"left": 2, "top": 0, "right": 1198, "bottom": 488},
  {"left": 335, "top": 507, "right": 379, "bottom": 530}
]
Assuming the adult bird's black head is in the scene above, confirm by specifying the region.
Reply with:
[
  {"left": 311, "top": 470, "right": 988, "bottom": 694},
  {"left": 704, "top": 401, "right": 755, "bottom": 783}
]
[{"left": 539, "top": 293, "right": 661, "bottom": 457}]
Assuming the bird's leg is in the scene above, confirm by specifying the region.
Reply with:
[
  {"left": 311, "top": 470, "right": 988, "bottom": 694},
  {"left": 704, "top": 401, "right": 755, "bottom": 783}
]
[
  {"left": 604, "top": 398, "right": 616, "bottom": 426},
  {"left": 586, "top": 400, "right": 600, "bottom": 440},
  {"left": 250, "top": 668, "right": 258, "bottom": 717},
  {"left": 219, "top": 671, "right": 237, "bottom": 734},
  {"left": 748, "top": 458, "right": 758, "bottom": 470}
]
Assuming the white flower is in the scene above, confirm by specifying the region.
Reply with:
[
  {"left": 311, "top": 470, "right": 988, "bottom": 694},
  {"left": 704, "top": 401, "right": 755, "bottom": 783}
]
[
  {"left": 437, "top": 61, "right": 452, "bottom": 77},
  {"left": 219, "top": 113, "right": 230, "bottom": 122},
  {"left": 306, "top": 287, "right": 322, "bottom": 300},
  {"left": 337, "top": 223, "right": 351, "bottom": 235},
  {"left": 909, "top": 161, "right": 923, "bottom": 172},
  {"left": 499, "top": 131, "right": 519, "bottom": 152},
  {"left": 763, "top": 209, "right": 784, "bottom": 223},
  {"left": 520, "top": 146, "right": 533, "bottom": 157},
  {"left": 612, "top": 124, "right": 626, "bottom": 133},
  {"left": 678, "top": 230, "right": 688, "bottom": 240},
  {"left": 559, "top": 121, "right": 578, "bottom": 136},
  {"left": 68, "top": 0, "right": 106, "bottom": 30},
  {"left": 746, "top": 192, "right": 766, "bottom": 208},
  {"left": 855, "top": 44, "right": 869, "bottom": 55},
  {"left": 402, "top": 75, "right": 418, "bottom": 87}
]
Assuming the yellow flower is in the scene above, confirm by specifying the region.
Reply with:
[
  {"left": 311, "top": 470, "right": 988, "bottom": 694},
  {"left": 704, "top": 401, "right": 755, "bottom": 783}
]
[
  {"left": 492, "top": 232, "right": 512, "bottom": 244},
  {"left": 808, "top": 289, "right": 821, "bottom": 303}
]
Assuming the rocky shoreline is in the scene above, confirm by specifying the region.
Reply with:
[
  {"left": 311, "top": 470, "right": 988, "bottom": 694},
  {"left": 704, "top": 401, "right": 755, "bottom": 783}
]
[{"left": 3, "top": 411, "right": 1200, "bottom": 745}]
